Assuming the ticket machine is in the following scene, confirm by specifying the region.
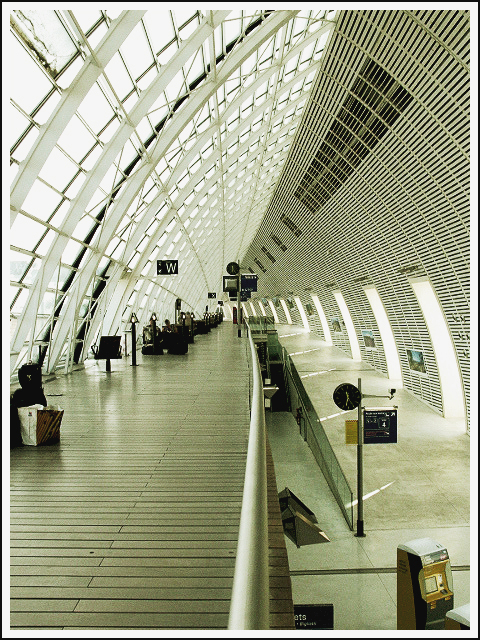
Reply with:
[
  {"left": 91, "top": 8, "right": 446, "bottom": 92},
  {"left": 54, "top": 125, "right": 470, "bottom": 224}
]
[{"left": 397, "top": 538, "right": 454, "bottom": 630}]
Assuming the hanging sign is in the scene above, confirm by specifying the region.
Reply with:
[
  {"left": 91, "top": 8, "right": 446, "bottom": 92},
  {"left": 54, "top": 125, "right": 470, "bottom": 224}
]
[
  {"left": 241, "top": 273, "right": 258, "bottom": 291},
  {"left": 157, "top": 260, "right": 178, "bottom": 275},
  {"left": 363, "top": 407, "right": 397, "bottom": 444}
]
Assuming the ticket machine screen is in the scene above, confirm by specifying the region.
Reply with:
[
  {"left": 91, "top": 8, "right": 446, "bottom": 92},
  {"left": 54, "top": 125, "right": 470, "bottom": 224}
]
[{"left": 425, "top": 576, "right": 437, "bottom": 593}]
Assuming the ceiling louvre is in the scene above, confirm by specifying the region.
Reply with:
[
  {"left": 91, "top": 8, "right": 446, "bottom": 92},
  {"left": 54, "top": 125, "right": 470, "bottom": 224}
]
[{"left": 294, "top": 58, "right": 413, "bottom": 213}]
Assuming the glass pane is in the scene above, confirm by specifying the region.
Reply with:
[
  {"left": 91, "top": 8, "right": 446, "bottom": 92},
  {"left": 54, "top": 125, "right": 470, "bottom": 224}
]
[
  {"left": 10, "top": 250, "right": 31, "bottom": 282},
  {"left": 48, "top": 265, "right": 73, "bottom": 289},
  {"left": 35, "top": 229, "right": 56, "bottom": 256},
  {"left": 73, "top": 10, "right": 103, "bottom": 33},
  {"left": 38, "top": 291, "right": 56, "bottom": 315},
  {"left": 20, "top": 258, "right": 42, "bottom": 285},
  {"left": 10, "top": 34, "right": 53, "bottom": 113},
  {"left": 33, "top": 90, "right": 62, "bottom": 125},
  {"left": 77, "top": 83, "right": 115, "bottom": 135},
  {"left": 103, "top": 53, "right": 134, "bottom": 101},
  {"left": 23, "top": 178, "right": 64, "bottom": 218},
  {"left": 10, "top": 214, "right": 48, "bottom": 250},
  {"left": 61, "top": 238, "right": 83, "bottom": 265},
  {"left": 119, "top": 21, "right": 154, "bottom": 81},
  {"left": 9, "top": 103, "right": 30, "bottom": 149},
  {"left": 12, "top": 9, "right": 78, "bottom": 75},
  {"left": 57, "top": 115, "right": 97, "bottom": 163},
  {"left": 10, "top": 126, "right": 40, "bottom": 163},
  {"left": 11, "top": 287, "right": 29, "bottom": 314}
]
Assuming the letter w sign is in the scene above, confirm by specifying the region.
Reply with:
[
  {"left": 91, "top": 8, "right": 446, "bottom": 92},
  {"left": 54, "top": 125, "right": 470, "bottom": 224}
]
[{"left": 157, "top": 260, "right": 178, "bottom": 275}]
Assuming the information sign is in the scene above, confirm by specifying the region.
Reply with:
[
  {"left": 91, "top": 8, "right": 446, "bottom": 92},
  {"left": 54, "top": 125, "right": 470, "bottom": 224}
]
[
  {"left": 157, "top": 260, "right": 178, "bottom": 275},
  {"left": 208, "top": 292, "right": 216, "bottom": 298},
  {"left": 241, "top": 273, "right": 258, "bottom": 291},
  {"left": 294, "top": 604, "right": 334, "bottom": 630},
  {"left": 363, "top": 407, "right": 397, "bottom": 443}
]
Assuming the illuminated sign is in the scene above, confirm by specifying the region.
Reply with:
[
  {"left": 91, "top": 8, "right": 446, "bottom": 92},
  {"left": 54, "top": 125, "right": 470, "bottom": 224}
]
[
  {"left": 363, "top": 408, "right": 397, "bottom": 444},
  {"left": 157, "top": 260, "right": 178, "bottom": 275},
  {"left": 241, "top": 274, "right": 258, "bottom": 291}
]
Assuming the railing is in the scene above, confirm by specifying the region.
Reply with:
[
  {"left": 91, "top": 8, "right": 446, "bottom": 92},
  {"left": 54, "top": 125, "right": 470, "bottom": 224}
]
[
  {"left": 282, "top": 346, "right": 354, "bottom": 530},
  {"left": 247, "top": 315, "right": 275, "bottom": 334},
  {"left": 228, "top": 325, "right": 269, "bottom": 629}
]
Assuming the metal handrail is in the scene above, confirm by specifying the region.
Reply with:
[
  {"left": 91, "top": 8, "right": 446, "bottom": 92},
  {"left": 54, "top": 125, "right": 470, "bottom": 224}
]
[
  {"left": 282, "top": 346, "right": 354, "bottom": 530},
  {"left": 228, "top": 325, "right": 269, "bottom": 630}
]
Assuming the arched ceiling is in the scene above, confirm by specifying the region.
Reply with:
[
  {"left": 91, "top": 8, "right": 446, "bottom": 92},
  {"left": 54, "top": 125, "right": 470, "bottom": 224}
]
[
  {"left": 9, "top": 9, "right": 471, "bottom": 429},
  {"left": 10, "top": 8, "right": 336, "bottom": 372}
]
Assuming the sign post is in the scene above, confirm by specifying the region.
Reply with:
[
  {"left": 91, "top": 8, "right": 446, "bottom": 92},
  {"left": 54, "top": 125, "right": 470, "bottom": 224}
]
[
  {"left": 237, "top": 287, "right": 241, "bottom": 337},
  {"left": 355, "top": 377, "right": 365, "bottom": 537},
  {"left": 338, "top": 381, "right": 397, "bottom": 537}
]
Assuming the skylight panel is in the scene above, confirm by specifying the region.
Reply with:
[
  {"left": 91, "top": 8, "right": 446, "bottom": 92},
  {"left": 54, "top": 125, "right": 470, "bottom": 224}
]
[
  {"left": 39, "top": 153, "right": 78, "bottom": 195},
  {"left": 12, "top": 10, "right": 78, "bottom": 77},
  {"left": 72, "top": 216, "right": 95, "bottom": 243},
  {"left": 174, "top": 9, "right": 199, "bottom": 38},
  {"left": 143, "top": 11, "right": 174, "bottom": 57},
  {"left": 35, "top": 230, "right": 55, "bottom": 256},
  {"left": 56, "top": 116, "right": 97, "bottom": 164},
  {"left": 9, "top": 104, "right": 30, "bottom": 149},
  {"left": 137, "top": 66, "right": 158, "bottom": 92},
  {"left": 241, "top": 52, "right": 257, "bottom": 78},
  {"left": 10, "top": 215, "right": 47, "bottom": 251},
  {"left": 185, "top": 49, "right": 205, "bottom": 87},
  {"left": 99, "top": 163, "right": 122, "bottom": 195},
  {"left": 22, "top": 180, "right": 63, "bottom": 221},
  {"left": 77, "top": 83, "right": 116, "bottom": 135},
  {"left": 224, "top": 13, "right": 243, "bottom": 46},
  {"left": 61, "top": 238, "right": 83, "bottom": 265},
  {"left": 120, "top": 21, "right": 154, "bottom": 82},
  {"left": 10, "top": 35, "right": 54, "bottom": 114},
  {"left": 165, "top": 68, "right": 187, "bottom": 104},
  {"left": 98, "top": 116, "right": 120, "bottom": 145}
]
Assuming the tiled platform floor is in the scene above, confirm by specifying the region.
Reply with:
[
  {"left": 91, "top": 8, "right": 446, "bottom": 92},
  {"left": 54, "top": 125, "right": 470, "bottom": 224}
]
[{"left": 267, "top": 323, "right": 473, "bottom": 631}]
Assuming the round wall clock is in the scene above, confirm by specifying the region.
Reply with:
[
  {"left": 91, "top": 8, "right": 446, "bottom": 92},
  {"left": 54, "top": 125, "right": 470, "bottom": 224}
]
[
  {"left": 226, "top": 261, "right": 240, "bottom": 275},
  {"left": 333, "top": 383, "right": 362, "bottom": 411}
]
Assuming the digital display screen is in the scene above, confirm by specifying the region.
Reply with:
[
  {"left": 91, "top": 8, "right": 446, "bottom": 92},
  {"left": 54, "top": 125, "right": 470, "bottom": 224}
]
[
  {"left": 425, "top": 576, "right": 437, "bottom": 593},
  {"left": 223, "top": 276, "right": 238, "bottom": 293}
]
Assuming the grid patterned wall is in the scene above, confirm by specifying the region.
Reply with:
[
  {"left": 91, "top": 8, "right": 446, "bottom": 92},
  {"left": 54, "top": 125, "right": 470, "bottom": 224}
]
[{"left": 242, "top": 10, "right": 470, "bottom": 426}]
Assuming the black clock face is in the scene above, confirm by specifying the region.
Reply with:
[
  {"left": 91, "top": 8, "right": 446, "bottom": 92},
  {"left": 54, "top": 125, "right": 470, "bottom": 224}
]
[
  {"left": 226, "top": 261, "right": 240, "bottom": 275},
  {"left": 333, "top": 383, "right": 362, "bottom": 411}
]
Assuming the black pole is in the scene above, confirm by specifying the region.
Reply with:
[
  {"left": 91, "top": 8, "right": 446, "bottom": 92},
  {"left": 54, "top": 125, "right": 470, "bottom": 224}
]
[
  {"left": 151, "top": 318, "right": 157, "bottom": 354},
  {"left": 355, "top": 377, "right": 365, "bottom": 537},
  {"left": 131, "top": 323, "right": 137, "bottom": 366}
]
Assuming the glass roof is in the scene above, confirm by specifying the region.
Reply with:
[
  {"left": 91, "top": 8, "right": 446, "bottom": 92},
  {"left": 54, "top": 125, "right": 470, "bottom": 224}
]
[{"left": 9, "top": 8, "right": 336, "bottom": 375}]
